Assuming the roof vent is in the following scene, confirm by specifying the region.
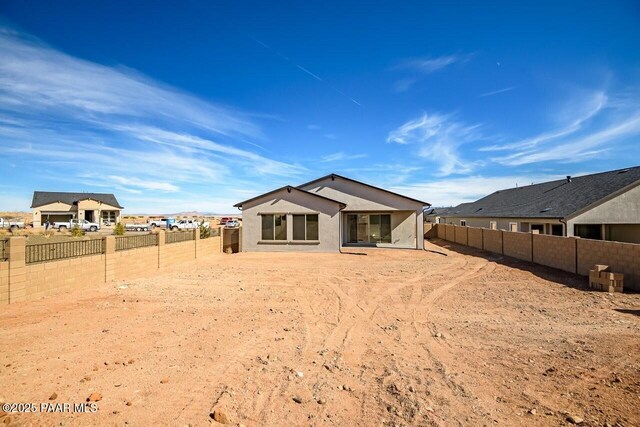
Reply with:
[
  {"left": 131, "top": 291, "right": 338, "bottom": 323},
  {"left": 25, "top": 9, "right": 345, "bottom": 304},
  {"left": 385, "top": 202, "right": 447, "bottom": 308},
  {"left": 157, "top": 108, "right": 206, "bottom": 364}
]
[
  {"left": 618, "top": 168, "right": 630, "bottom": 174},
  {"left": 566, "top": 176, "right": 572, "bottom": 183},
  {"left": 540, "top": 207, "right": 551, "bottom": 213},
  {"left": 474, "top": 207, "right": 483, "bottom": 213}
]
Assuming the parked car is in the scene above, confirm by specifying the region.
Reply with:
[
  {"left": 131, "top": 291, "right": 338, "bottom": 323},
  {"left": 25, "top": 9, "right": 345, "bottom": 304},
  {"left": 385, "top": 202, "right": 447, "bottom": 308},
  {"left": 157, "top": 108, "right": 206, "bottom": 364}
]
[
  {"left": 0, "top": 218, "right": 25, "bottom": 230},
  {"left": 169, "top": 219, "right": 209, "bottom": 231},
  {"left": 219, "top": 217, "right": 233, "bottom": 225},
  {"left": 125, "top": 223, "right": 149, "bottom": 232},
  {"left": 224, "top": 220, "right": 240, "bottom": 229},
  {"left": 54, "top": 219, "right": 100, "bottom": 232},
  {"left": 148, "top": 218, "right": 176, "bottom": 229}
]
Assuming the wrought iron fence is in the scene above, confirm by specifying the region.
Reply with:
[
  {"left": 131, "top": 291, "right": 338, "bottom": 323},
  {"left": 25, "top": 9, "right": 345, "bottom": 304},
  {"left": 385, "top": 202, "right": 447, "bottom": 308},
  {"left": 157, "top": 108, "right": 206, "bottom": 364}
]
[
  {"left": 0, "top": 239, "right": 7, "bottom": 261},
  {"left": 210, "top": 227, "right": 221, "bottom": 238},
  {"left": 166, "top": 230, "right": 194, "bottom": 244},
  {"left": 115, "top": 234, "right": 158, "bottom": 251},
  {"left": 26, "top": 239, "right": 104, "bottom": 264}
]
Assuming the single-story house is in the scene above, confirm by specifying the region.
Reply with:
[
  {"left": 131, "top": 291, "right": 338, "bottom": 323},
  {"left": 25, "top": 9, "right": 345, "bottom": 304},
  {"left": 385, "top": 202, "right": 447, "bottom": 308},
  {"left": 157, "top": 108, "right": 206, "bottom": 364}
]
[
  {"left": 31, "top": 191, "right": 123, "bottom": 227},
  {"left": 436, "top": 166, "right": 640, "bottom": 243},
  {"left": 234, "top": 173, "right": 430, "bottom": 252}
]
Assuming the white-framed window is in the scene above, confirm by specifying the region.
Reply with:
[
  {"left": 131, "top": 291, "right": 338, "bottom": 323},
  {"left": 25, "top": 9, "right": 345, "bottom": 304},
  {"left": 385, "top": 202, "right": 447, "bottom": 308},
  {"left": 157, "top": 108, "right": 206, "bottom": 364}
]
[
  {"left": 292, "top": 214, "right": 319, "bottom": 241},
  {"left": 509, "top": 222, "right": 518, "bottom": 232},
  {"left": 460, "top": 220, "right": 467, "bottom": 226},
  {"left": 261, "top": 214, "right": 287, "bottom": 240},
  {"left": 489, "top": 221, "right": 497, "bottom": 230}
]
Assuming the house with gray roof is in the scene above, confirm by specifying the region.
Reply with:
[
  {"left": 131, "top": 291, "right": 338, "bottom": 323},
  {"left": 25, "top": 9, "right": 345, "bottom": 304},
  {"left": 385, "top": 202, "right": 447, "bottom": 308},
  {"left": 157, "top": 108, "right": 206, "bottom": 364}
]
[
  {"left": 437, "top": 166, "right": 640, "bottom": 243},
  {"left": 234, "top": 173, "right": 430, "bottom": 252},
  {"left": 31, "top": 191, "right": 123, "bottom": 228}
]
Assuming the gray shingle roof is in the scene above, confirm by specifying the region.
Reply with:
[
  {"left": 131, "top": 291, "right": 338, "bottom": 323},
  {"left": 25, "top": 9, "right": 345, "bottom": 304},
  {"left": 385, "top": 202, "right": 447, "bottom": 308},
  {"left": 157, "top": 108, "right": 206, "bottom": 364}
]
[
  {"left": 31, "top": 191, "right": 123, "bottom": 209},
  {"left": 442, "top": 166, "right": 640, "bottom": 219}
]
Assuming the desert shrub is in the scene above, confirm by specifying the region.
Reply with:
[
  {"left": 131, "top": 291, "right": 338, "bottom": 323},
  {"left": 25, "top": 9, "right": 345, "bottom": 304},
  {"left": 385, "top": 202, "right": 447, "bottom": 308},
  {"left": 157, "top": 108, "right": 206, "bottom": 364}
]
[
  {"left": 71, "top": 224, "right": 85, "bottom": 237},
  {"left": 114, "top": 222, "right": 125, "bottom": 236},
  {"left": 199, "top": 223, "right": 211, "bottom": 239}
]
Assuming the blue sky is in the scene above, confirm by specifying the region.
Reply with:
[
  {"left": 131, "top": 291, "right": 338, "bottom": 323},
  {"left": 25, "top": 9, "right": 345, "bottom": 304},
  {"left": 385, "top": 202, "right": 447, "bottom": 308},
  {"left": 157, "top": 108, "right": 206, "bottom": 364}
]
[{"left": 1, "top": 1, "right": 639, "bottom": 213}]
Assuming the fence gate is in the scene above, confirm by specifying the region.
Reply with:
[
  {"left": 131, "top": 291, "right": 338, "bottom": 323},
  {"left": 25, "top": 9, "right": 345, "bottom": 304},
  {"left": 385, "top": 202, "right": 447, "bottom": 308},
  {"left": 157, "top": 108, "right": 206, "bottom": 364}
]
[{"left": 222, "top": 228, "right": 240, "bottom": 253}]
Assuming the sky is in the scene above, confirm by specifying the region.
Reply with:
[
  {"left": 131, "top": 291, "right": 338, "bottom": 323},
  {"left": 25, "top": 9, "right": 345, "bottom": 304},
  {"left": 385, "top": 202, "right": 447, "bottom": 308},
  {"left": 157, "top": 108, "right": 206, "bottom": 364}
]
[{"left": 0, "top": 0, "right": 639, "bottom": 213}]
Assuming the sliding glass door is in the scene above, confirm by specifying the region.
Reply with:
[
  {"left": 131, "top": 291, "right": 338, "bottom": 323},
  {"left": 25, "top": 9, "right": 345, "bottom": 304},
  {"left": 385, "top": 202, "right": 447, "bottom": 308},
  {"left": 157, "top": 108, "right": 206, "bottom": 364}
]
[{"left": 346, "top": 214, "right": 391, "bottom": 244}]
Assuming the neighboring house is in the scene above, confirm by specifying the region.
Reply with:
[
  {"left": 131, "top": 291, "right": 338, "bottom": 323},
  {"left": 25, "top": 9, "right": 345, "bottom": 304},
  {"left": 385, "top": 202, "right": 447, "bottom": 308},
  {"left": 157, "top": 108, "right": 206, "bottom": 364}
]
[
  {"left": 437, "top": 166, "right": 640, "bottom": 243},
  {"left": 234, "top": 173, "right": 430, "bottom": 252},
  {"left": 31, "top": 191, "right": 123, "bottom": 227}
]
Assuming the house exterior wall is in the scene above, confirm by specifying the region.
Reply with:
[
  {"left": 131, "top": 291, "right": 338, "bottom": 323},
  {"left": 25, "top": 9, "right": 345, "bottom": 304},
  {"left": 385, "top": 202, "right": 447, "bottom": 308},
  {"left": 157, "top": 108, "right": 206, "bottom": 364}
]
[
  {"left": 440, "top": 217, "right": 564, "bottom": 234},
  {"left": 240, "top": 189, "right": 342, "bottom": 252},
  {"left": 32, "top": 202, "right": 75, "bottom": 227},
  {"left": 300, "top": 176, "right": 425, "bottom": 249},
  {"left": 566, "top": 184, "right": 640, "bottom": 242}
]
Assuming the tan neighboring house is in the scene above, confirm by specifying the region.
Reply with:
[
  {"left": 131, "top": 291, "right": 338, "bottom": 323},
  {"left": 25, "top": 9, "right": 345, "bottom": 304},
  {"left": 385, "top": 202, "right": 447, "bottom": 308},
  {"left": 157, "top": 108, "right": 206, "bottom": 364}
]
[
  {"left": 436, "top": 166, "right": 640, "bottom": 243},
  {"left": 31, "top": 191, "right": 123, "bottom": 227},
  {"left": 234, "top": 173, "right": 430, "bottom": 252}
]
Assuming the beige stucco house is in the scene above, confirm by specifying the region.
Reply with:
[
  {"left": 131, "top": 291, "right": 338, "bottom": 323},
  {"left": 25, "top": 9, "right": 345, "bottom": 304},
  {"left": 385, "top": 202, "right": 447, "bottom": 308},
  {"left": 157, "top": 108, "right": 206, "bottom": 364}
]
[
  {"left": 435, "top": 166, "right": 640, "bottom": 243},
  {"left": 234, "top": 174, "right": 430, "bottom": 252},
  {"left": 31, "top": 191, "right": 123, "bottom": 227}
]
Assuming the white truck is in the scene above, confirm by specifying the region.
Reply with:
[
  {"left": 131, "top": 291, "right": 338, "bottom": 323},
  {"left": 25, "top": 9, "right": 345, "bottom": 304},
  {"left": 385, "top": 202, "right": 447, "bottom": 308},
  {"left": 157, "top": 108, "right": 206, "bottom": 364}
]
[
  {"left": 54, "top": 219, "right": 100, "bottom": 232},
  {"left": 169, "top": 219, "right": 209, "bottom": 231},
  {"left": 148, "top": 218, "right": 175, "bottom": 229},
  {"left": 0, "top": 218, "right": 25, "bottom": 230}
]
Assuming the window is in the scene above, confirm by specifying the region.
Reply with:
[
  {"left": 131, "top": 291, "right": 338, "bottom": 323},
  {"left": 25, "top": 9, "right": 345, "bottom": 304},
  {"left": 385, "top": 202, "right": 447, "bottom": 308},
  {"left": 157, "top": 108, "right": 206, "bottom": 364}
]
[
  {"left": 551, "top": 224, "right": 563, "bottom": 236},
  {"left": 293, "top": 214, "right": 319, "bottom": 240},
  {"left": 574, "top": 224, "right": 602, "bottom": 240},
  {"left": 531, "top": 224, "right": 544, "bottom": 234},
  {"left": 346, "top": 214, "right": 391, "bottom": 244},
  {"left": 460, "top": 220, "right": 467, "bottom": 226},
  {"left": 509, "top": 222, "right": 518, "bottom": 232},
  {"left": 261, "top": 214, "right": 287, "bottom": 240},
  {"left": 489, "top": 221, "right": 497, "bottom": 230}
]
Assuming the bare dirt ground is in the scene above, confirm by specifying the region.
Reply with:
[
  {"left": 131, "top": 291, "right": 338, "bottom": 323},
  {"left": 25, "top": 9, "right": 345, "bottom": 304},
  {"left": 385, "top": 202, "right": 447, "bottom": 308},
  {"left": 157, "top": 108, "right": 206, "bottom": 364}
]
[{"left": 1, "top": 240, "right": 638, "bottom": 426}]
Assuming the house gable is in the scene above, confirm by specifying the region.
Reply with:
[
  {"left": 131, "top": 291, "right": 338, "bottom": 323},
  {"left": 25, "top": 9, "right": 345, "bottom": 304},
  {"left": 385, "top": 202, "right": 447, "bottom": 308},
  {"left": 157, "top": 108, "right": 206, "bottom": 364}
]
[{"left": 298, "top": 174, "right": 428, "bottom": 211}]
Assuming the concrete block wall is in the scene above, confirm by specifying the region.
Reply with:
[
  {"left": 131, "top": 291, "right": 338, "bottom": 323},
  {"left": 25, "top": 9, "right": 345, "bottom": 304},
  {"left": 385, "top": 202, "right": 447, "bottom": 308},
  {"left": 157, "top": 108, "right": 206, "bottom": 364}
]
[
  {"left": 445, "top": 224, "right": 455, "bottom": 242},
  {"left": 26, "top": 254, "right": 106, "bottom": 301},
  {"left": 577, "top": 239, "right": 640, "bottom": 289},
  {"left": 502, "top": 231, "right": 532, "bottom": 262},
  {"left": 454, "top": 225, "right": 468, "bottom": 246},
  {"left": 532, "top": 234, "right": 576, "bottom": 273},
  {"left": 482, "top": 229, "right": 503, "bottom": 255},
  {"left": 436, "top": 224, "right": 640, "bottom": 291},
  {"left": 0, "top": 261, "right": 9, "bottom": 304},
  {"left": 114, "top": 246, "right": 159, "bottom": 281},
  {"left": 467, "top": 227, "right": 483, "bottom": 249},
  {"left": 1, "top": 230, "right": 223, "bottom": 305}
]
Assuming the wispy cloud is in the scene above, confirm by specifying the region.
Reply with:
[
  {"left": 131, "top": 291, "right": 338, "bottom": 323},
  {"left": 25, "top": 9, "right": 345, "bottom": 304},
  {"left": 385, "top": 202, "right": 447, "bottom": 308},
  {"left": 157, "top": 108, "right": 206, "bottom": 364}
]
[
  {"left": 386, "top": 113, "right": 482, "bottom": 176},
  {"left": 390, "top": 173, "right": 571, "bottom": 207},
  {"left": 321, "top": 152, "right": 367, "bottom": 162},
  {"left": 485, "top": 89, "right": 640, "bottom": 166},
  {"left": 479, "top": 86, "right": 517, "bottom": 98},
  {"left": 397, "top": 54, "right": 474, "bottom": 74},
  {"left": 0, "top": 27, "right": 307, "bottom": 211},
  {"left": 393, "top": 53, "right": 474, "bottom": 92}
]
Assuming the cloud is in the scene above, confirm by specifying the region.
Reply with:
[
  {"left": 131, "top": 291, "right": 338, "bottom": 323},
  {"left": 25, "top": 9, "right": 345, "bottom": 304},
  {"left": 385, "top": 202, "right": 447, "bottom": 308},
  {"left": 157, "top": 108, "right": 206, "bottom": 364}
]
[
  {"left": 397, "top": 54, "right": 474, "bottom": 74},
  {"left": 321, "top": 152, "right": 367, "bottom": 162},
  {"left": 484, "top": 89, "right": 640, "bottom": 166},
  {"left": 479, "top": 86, "right": 517, "bottom": 98},
  {"left": 481, "top": 91, "right": 607, "bottom": 152},
  {"left": 0, "top": 27, "right": 307, "bottom": 211},
  {"left": 386, "top": 113, "right": 482, "bottom": 176},
  {"left": 393, "top": 53, "right": 474, "bottom": 92},
  {"left": 389, "top": 173, "right": 572, "bottom": 207}
]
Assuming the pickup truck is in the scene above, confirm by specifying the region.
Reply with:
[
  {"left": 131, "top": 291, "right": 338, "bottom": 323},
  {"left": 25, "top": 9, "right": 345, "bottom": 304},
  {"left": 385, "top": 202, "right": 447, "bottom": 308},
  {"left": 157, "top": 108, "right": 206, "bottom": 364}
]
[
  {"left": 148, "top": 218, "right": 176, "bottom": 229},
  {"left": 54, "top": 219, "right": 100, "bottom": 232},
  {"left": 0, "top": 218, "right": 25, "bottom": 230},
  {"left": 169, "top": 219, "right": 209, "bottom": 231}
]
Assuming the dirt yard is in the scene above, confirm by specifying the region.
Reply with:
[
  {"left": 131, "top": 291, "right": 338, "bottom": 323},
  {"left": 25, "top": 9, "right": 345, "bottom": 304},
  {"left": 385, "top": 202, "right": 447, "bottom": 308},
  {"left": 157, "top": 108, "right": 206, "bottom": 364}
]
[{"left": 1, "top": 240, "right": 638, "bottom": 426}]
